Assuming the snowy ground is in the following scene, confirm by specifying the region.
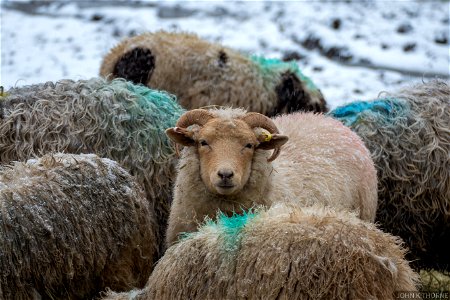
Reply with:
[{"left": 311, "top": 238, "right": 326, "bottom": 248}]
[{"left": 1, "top": 0, "right": 449, "bottom": 108}]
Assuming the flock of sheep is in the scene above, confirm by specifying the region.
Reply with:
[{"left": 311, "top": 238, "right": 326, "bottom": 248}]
[{"left": 0, "top": 31, "right": 449, "bottom": 299}]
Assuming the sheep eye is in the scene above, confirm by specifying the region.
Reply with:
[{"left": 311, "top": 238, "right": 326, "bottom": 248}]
[
  {"left": 245, "top": 143, "right": 253, "bottom": 149},
  {"left": 200, "top": 140, "right": 209, "bottom": 147}
]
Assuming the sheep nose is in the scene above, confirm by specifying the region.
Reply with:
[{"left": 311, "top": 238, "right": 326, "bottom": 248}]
[{"left": 218, "top": 169, "right": 234, "bottom": 180}]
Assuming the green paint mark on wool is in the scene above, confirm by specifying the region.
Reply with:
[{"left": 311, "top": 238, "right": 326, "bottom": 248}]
[
  {"left": 213, "top": 210, "right": 256, "bottom": 252},
  {"left": 95, "top": 79, "right": 185, "bottom": 162},
  {"left": 250, "top": 55, "right": 318, "bottom": 90},
  {"left": 179, "top": 210, "right": 256, "bottom": 253},
  {"left": 126, "top": 81, "right": 184, "bottom": 124},
  {"left": 329, "top": 98, "right": 410, "bottom": 128},
  {"left": 126, "top": 83, "right": 185, "bottom": 159}
]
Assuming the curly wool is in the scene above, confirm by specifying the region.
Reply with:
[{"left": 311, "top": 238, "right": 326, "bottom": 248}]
[
  {"left": 0, "top": 78, "right": 184, "bottom": 254},
  {"left": 0, "top": 153, "right": 157, "bottom": 299},
  {"left": 329, "top": 80, "right": 450, "bottom": 271},
  {"left": 420, "top": 270, "right": 450, "bottom": 292},
  {"left": 100, "top": 31, "right": 327, "bottom": 116},
  {"left": 105, "top": 204, "right": 419, "bottom": 300}
]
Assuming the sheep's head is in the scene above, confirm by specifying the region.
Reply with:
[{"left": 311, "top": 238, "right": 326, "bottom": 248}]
[{"left": 166, "top": 109, "right": 288, "bottom": 196}]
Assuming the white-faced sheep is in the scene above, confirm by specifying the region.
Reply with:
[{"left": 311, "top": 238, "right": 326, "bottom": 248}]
[
  {"left": 165, "top": 108, "right": 377, "bottom": 245},
  {"left": 103, "top": 204, "right": 419, "bottom": 300},
  {"left": 329, "top": 80, "right": 450, "bottom": 271},
  {"left": 0, "top": 78, "right": 184, "bottom": 255},
  {"left": 100, "top": 31, "right": 328, "bottom": 116},
  {"left": 0, "top": 153, "right": 157, "bottom": 299}
]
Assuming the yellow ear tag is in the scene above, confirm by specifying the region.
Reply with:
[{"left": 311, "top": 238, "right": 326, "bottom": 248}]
[
  {"left": 262, "top": 131, "right": 272, "bottom": 142},
  {"left": 0, "top": 86, "right": 7, "bottom": 98}
]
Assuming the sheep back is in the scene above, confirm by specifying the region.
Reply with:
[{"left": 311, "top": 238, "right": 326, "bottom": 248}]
[
  {"left": 100, "top": 31, "right": 327, "bottom": 116},
  {"left": 0, "top": 78, "right": 184, "bottom": 254},
  {"left": 420, "top": 270, "right": 450, "bottom": 292},
  {"left": 270, "top": 112, "right": 378, "bottom": 221},
  {"left": 329, "top": 80, "right": 450, "bottom": 271},
  {"left": 0, "top": 153, "right": 157, "bottom": 299},
  {"left": 142, "top": 204, "right": 419, "bottom": 300}
]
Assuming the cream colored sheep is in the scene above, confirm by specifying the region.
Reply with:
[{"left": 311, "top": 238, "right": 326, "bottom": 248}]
[
  {"left": 103, "top": 204, "right": 419, "bottom": 300},
  {"left": 100, "top": 31, "right": 328, "bottom": 116},
  {"left": 165, "top": 108, "right": 377, "bottom": 245}
]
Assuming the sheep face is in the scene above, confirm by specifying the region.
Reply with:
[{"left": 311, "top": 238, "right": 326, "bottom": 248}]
[
  {"left": 196, "top": 118, "right": 258, "bottom": 195},
  {"left": 166, "top": 109, "right": 288, "bottom": 196}
]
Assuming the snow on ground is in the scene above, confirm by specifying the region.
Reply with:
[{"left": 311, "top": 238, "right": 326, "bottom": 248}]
[{"left": 1, "top": 0, "right": 449, "bottom": 108}]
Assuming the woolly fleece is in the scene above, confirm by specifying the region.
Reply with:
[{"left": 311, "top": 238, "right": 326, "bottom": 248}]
[
  {"left": 0, "top": 153, "right": 157, "bottom": 299},
  {"left": 330, "top": 79, "right": 450, "bottom": 271},
  {"left": 0, "top": 78, "right": 184, "bottom": 255},
  {"left": 100, "top": 31, "right": 327, "bottom": 116}
]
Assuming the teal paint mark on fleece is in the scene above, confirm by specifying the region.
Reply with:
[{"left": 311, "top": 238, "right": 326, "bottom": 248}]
[
  {"left": 126, "top": 82, "right": 184, "bottom": 149},
  {"left": 215, "top": 210, "right": 256, "bottom": 252},
  {"left": 329, "top": 98, "right": 408, "bottom": 127},
  {"left": 180, "top": 210, "right": 257, "bottom": 252},
  {"left": 250, "top": 55, "right": 318, "bottom": 90},
  {"left": 126, "top": 81, "right": 184, "bottom": 126},
  {"left": 96, "top": 79, "right": 185, "bottom": 160}
]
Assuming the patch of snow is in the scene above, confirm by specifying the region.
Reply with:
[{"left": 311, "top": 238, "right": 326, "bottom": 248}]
[
  {"left": 1, "top": 0, "right": 448, "bottom": 109},
  {"left": 25, "top": 158, "right": 38, "bottom": 165}
]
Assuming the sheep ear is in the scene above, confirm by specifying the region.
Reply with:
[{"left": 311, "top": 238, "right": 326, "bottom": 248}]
[
  {"left": 258, "top": 134, "right": 288, "bottom": 150},
  {"left": 165, "top": 127, "right": 196, "bottom": 147}
]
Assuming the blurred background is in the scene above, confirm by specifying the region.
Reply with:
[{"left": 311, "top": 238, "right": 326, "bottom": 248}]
[{"left": 1, "top": 0, "right": 449, "bottom": 108}]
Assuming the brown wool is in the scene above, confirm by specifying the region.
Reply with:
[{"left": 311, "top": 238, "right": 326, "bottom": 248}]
[
  {"left": 350, "top": 80, "right": 450, "bottom": 271},
  {"left": 100, "top": 31, "right": 328, "bottom": 116},
  {"left": 105, "top": 205, "right": 419, "bottom": 300},
  {"left": 0, "top": 77, "right": 182, "bottom": 257},
  {"left": 0, "top": 153, "right": 157, "bottom": 299}
]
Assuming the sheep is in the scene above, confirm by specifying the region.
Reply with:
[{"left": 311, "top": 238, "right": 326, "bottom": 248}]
[
  {"left": 329, "top": 79, "right": 450, "bottom": 271},
  {"left": 100, "top": 31, "right": 328, "bottom": 117},
  {"left": 165, "top": 107, "right": 377, "bottom": 245},
  {"left": 103, "top": 204, "right": 420, "bottom": 300},
  {"left": 420, "top": 270, "right": 450, "bottom": 292},
  {"left": 0, "top": 77, "right": 185, "bottom": 255},
  {"left": 0, "top": 153, "right": 157, "bottom": 299}
]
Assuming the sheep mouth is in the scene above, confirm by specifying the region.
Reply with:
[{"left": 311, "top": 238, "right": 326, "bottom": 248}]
[
  {"left": 217, "top": 183, "right": 235, "bottom": 189},
  {"left": 215, "top": 183, "right": 237, "bottom": 195}
]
